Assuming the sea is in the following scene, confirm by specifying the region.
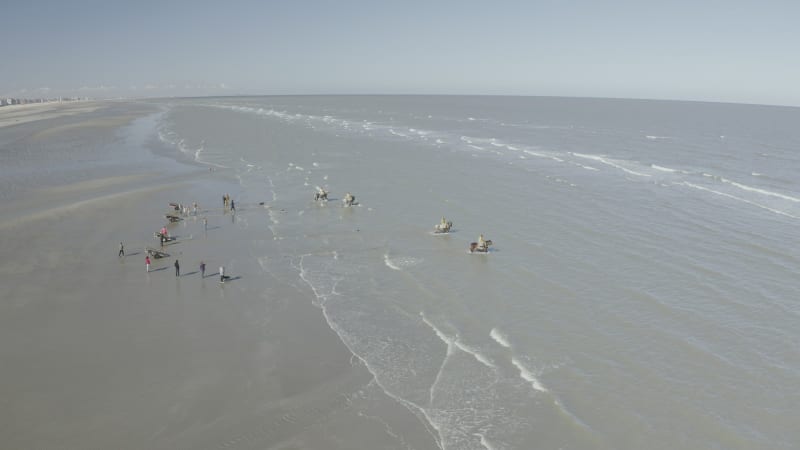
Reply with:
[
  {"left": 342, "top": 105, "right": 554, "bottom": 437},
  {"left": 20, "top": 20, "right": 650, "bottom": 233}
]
[{"left": 108, "top": 96, "right": 800, "bottom": 448}]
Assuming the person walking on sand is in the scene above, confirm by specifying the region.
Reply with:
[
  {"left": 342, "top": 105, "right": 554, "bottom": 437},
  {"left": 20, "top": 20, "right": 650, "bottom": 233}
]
[
  {"left": 145, "top": 255, "right": 151, "bottom": 272},
  {"left": 230, "top": 199, "right": 235, "bottom": 212},
  {"left": 174, "top": 259, "right": 180, "bottom": 277},
  {"left": 200, "top": 261, "right": 206, "bottom": 278},
  {"left": 220, "top": 266, "right": 225, "bottom": 283},
  {"left": 118, "top": 242, "right": 124, "bottom": 257}
]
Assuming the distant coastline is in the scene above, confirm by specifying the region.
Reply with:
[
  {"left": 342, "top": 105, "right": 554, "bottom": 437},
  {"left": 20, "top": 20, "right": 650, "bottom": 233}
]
[
  {"left": 0, "top": 96, "right": 89, "bottom": 108},
  {"left": 0, "top": 100, "right": 103, "bottom": 128}
]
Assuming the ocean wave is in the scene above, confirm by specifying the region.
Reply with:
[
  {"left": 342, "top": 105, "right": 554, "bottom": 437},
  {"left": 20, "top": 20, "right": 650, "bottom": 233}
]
[
  {"left": 511, "top": 357, "right": 547, "bottom": 393},
  {"left": 679, "top": 182, "right": 799, "bottom": 219},
  {"left": 490, "top": 328, "right": 511, "bottom": 348},
  {"left": 156, "top": 122, "right": 229, "bottom": 169},
  {"left": 718, "top": 177, "right": 800, "bottom": 203},
  {"left": 383, "top": 254, "right": 402, "bottom": 271},
  {"left": 651, "top": 164, "right": 677, "bottom": 172},
  {"left": 572, "top": 153, "right": 652, "bottom": 177}
]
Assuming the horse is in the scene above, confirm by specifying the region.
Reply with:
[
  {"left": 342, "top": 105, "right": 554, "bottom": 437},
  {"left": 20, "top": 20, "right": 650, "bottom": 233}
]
[
  {"left": 469, "top": 239, "right": 493, "bottom": 253},
  {"left": 434, "top": 221, "right": 453, "bottom": 233}
]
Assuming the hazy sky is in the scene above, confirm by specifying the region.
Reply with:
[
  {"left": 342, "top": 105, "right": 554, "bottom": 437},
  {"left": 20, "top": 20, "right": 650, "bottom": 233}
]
[{"left": 3, "top": 0, "right": 799, "bottom": 106}]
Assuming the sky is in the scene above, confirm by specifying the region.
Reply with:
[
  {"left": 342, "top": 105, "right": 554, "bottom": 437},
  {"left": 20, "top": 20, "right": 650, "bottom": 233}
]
[{"left": 2, "top": 0, "right": 799, "bottom": 106}]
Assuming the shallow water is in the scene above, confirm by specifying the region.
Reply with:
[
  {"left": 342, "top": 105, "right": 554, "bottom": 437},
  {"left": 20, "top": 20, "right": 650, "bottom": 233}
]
[{"left": 150, "top": 96, "right": 800, "bottom": 450}]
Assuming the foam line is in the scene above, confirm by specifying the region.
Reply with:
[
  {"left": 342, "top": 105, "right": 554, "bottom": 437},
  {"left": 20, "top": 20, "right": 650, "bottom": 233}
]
[
  {"left": 295, "top": 259, "right": 444, "bottom": 449},
  {"left": 490, "top": 328, "right": 511, "bottom": 348},
  {"left": 511, "top": 357, "right": 548, "bottom": 393},
  {"left": 384, "top": 254, "right": 402, "bottom": 271},
  {"left": 719, "top": 177, "right": 800, "bottom": 203},
  {"left": 680, "top": 182, "right": 799, "bottom": 219},
  {"left": 651, "top": 164, "right": 677, "bottom": 172},
  {"left": 421, "top": 312, "right": 455, "bottom": 407},
  {"left": 572, "top": 153, "right": 651, "bottom": 177},
  {"left": 475, "top": 433, "right": 498, "bottom": 450},
  {"left": 454, "top": 341, "right": 496, "bottom": 369}
]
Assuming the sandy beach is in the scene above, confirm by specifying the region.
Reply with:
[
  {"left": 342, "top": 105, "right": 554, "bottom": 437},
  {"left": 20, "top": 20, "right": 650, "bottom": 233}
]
[
  {"left": 0, "top": 103, "right": 436, "bottom": 449},
  {"left": 0, "top": 101, "right": 104, "bottom": 129}
]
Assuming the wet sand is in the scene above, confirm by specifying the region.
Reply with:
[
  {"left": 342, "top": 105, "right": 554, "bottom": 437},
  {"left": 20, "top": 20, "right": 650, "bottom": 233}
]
[{"left": 0, "top": 106, "right": 437, "bottom": 449}]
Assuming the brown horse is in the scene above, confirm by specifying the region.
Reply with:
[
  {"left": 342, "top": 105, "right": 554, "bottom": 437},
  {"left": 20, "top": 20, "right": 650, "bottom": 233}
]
[{"left": 469, "top": 239, "right": 493, "bottom": 253}]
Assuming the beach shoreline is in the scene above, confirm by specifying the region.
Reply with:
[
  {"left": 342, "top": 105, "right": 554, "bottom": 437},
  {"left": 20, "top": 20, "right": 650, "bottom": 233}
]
[
  {"left": 0, "top": 101, "right": 106, "bottom": 129},
  {"left": 0, "top": 104, "right": 437, "bottom": 449}
]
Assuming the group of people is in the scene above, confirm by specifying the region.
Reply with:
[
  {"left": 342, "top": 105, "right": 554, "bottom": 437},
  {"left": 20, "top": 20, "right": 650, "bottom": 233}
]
[
  {"left": 169, "top": 259, "right": 226, "bottom": 282},
  {"left": 223, "top": 193, "right": 235, "bottom": 211},
  {"left": 118, "top": 198, "right": 234, "bottom": 282},
  {"left": 170, "top": 201, "right": 200, "bottom": 217}
]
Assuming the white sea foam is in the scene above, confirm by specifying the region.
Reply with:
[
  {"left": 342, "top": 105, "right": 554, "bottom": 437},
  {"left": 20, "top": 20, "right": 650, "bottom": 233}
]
[
  {"left": 454, "top": 341, "right": 496, "bottom": 369},
  {"left": 383, "top": 254, "right": 402, "bottom": 271},
  {"left": 389, "top": 129, "right": 408, "bottom": 137},
  {"left": 572, "top": 153, "right": 652, "bottom": 177},
  {"left": 475, "top": 433, "right": 498, "bottom": 450},
  {"left": 295, "top": 259, "right": 445, "bottom": 449},
  {"left": 511, "top": 357, "right": 547, "bottom": 393},
  {"left": 421, "top": 313, "right": 455, "bottom": 356},
  {"left": 651, "top": 164, "right": 677, "bottom": 172},
  {"left": 383, "top": 254, "right": 422, "bottom": 270},
  {"left": 719, "top": 177, "right": 800, "bottom": 203},
  {"left": 490, "top": 328, "right": 511, "bottom": 348},
  {"left": 679, "top": 182, "right": 799, "bottom": 219}
]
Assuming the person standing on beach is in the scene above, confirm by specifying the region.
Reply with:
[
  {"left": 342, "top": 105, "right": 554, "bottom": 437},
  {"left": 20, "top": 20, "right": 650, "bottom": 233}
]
[
  {"left": 200, "top": 261, "right": 206, "bottom": 278},
  {"left": 118, "top": 242, "right": 124, "bottom": 257},
  {"left": 174, "top": 259, "right": 180, "bottom": 277},
  {"left": 203, "top": 217, "right": 208, "bottom": 231},
  {"left": 145, "top": 255, "right": 151, "bottom": 272},
  {"left": 220, "top": 266, "right": 225, "bottom": 283},
  {"left": 230, "top": 199, "right": 235, "bottom": 212}
]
